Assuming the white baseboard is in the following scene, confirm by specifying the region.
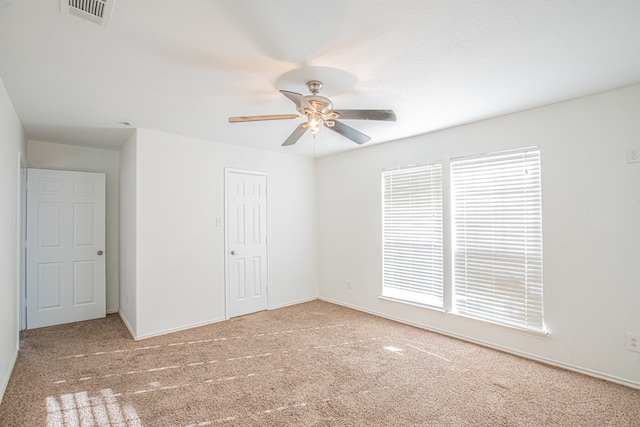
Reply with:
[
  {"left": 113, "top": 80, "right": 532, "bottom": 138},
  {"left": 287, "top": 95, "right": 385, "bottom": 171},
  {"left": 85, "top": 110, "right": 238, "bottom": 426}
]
[
  {"left": 117, "top": 310, "right": 137, "bottom": 340},
  {"left": 319, "top": 297, "right": 640, "bottom": 390},
  {"left": 269, "top": 296, "right": 318, "bottom": 311},
  {"left": 117, "top": 297, "right": 319, "bottom": 341},
  {"left": 0, "top": 347, "right": 18, "bottom": 405},
  {"left": 131, "top": 317, "right": 227, "bottom": 341}
]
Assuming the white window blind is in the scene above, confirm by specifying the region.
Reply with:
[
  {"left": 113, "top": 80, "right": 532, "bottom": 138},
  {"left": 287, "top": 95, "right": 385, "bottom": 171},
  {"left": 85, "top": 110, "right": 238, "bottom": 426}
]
[
  {"left": 451, "top": 148, "right": 544, "bottom": 332},
  {"left": 382, "top": 163, "right": 443, "bottom": 308}
]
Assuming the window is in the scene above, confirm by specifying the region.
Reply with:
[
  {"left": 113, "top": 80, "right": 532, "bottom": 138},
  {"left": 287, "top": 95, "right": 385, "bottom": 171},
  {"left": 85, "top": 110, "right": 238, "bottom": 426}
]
[
  {"left": 451, "top": 148, "right": 544, "bottom": 332},
  {"left": 382, "top": 163, "right": 443, "bottom": 308},
  {"left": 380, "top": 147, "right": 545, "bottom": 333}
]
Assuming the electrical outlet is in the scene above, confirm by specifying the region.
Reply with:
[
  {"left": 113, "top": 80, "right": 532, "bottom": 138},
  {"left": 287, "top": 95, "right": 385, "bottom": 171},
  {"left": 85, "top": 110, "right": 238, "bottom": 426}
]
[
  {"left": 346, "top": 280, "right": 352, "bottom": 290},
  {"left": 626, "top": 333, "right": 640, "bottom": 352},
  {"left": 626, "top": 149, "right": 640, "bottom": 163}
]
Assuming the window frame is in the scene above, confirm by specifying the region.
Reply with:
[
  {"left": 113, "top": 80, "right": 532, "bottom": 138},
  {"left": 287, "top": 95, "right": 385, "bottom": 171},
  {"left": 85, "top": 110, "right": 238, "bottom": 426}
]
[
  {"left": 450, "top": 147, "right": 544, "bottom": 332},
  {"left": 381, "top": 162, "right": 444, "bottom": 309},
  {"left": 379, "top": 147, "right": 546, "bottom": 334}
]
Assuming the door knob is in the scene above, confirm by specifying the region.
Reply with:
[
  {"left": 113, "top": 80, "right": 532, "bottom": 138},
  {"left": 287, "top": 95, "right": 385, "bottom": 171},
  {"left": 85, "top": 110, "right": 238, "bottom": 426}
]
[
  {"left": 97, "top": 250, "right": 104, "bottom": 256},
  {"left": 231, "top": 250, "right": 240, "bottom": 255}
]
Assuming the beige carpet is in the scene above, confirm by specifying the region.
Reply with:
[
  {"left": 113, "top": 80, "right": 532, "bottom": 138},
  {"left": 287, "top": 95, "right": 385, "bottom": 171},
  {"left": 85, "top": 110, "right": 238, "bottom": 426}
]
[{"left": 1, "top": 300, "right": 639, "bottom": 426}]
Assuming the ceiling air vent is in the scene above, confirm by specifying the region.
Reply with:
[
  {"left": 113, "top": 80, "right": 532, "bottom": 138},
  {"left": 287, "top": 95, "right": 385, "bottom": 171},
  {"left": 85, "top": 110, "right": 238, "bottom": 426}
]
[{"left": 61, "top": 0, "right": 114, "bottom": 28}]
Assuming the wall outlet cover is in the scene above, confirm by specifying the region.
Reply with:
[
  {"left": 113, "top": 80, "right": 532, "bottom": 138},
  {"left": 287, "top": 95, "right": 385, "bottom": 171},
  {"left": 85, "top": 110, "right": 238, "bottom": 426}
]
[{"left": 626, "top": 333, "right": 640, "bottom": 352}]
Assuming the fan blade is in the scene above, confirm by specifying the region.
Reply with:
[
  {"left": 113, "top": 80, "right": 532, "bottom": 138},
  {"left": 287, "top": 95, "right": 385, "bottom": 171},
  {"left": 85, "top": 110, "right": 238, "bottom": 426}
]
[
  {"left": 280, "top": 90, "right": 314, "bottom": 112},
  {"left": 332, "top": 109, "right": 396, "bottom": 121},
  {"left": 326, "top": 120, "right": 371, "bottom": 145},
  {"left": 228, "top": 114, "right": 299, "bottom": 123},
  {"left": 282, "top": 123, "right": 308, "bottom": 146}
]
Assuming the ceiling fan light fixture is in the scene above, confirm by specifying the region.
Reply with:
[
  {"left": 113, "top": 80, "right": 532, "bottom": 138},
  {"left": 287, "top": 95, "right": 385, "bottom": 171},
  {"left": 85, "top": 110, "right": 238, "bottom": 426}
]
[{"left": 308, "top": 113, "right": 322, "bottom": 136}]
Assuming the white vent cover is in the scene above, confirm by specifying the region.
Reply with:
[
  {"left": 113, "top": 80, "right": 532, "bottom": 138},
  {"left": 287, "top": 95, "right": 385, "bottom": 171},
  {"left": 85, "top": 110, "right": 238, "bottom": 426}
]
[{"left": 61, "top": 0, "right": 114, "bottom": 27}]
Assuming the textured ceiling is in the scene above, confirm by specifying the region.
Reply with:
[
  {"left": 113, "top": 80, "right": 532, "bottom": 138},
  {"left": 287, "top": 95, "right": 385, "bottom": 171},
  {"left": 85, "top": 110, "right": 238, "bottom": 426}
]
[{"left": 1, "top": 0, "right": 640, "bottom": 157}]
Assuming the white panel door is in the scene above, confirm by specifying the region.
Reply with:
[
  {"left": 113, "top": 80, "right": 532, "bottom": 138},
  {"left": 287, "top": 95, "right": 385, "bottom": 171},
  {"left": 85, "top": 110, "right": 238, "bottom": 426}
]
[
  {"left": 26, "top": 169, "right": 106, "bottom": 328},
  {"left": 226, "top": 171, "right": 268, "bottom": 318}
]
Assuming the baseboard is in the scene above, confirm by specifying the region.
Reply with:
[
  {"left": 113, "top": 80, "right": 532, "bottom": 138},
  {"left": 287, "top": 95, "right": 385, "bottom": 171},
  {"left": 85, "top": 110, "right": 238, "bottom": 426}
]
[
  {"left": 106, "top": 308, "right": 119, "bottom": 315},
  {"left": 118, "top": 310, "right": 137, "bottom": 340},
  {"left": 132, "top": 317, "right": 227, "bottom": 341},
  {"left": 117, "top": 297, "right": 319, "bottom": 341},
  {"left": 0, "top": 347, "right": 19, "bottom": 405},
  {"left": 319, "top": 297, "right": 640, "bottom": 390},
  {"left": 269, "top": 296, "right": 318, "bottom": 311}
]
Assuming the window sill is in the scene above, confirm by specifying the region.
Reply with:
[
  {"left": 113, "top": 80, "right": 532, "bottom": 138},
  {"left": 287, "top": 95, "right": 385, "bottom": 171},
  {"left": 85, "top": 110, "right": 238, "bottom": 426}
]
[
  {"left": 378, "top": 295, "right": 549, "bottom": 338},
  {"left": 378, "top": 295, "right": 445, "bottom": 313},
  {"left": 450, "top": 310, "right": 550, "bottom": 337}
]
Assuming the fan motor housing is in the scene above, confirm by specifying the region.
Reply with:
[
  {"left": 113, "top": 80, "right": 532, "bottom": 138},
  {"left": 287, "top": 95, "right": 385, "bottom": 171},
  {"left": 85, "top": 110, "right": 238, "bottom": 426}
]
[{"left": 305, "top": 95, "right": 333, "bottom": 114}]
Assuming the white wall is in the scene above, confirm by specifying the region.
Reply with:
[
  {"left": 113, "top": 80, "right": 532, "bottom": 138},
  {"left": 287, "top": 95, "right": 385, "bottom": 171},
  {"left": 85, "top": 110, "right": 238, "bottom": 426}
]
[
  {"left": 0, "top": 77, "right": 25, "bottom": 403},
  {"left": 118, "top": 132, "right": 137, "bottom": 334},
  {"left": 26, "top": 140, "right": 120, "bottom": 313},
  {"left": 122, "top": 129, "right": 317, "bottom": 339},
  {"left": 317, "top": 83, "right": 640, "bottom": 388}
]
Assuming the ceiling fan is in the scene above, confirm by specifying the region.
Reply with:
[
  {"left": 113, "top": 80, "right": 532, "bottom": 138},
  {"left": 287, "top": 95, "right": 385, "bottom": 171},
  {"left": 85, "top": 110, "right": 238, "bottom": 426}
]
[{"left": 228, "top": 81, "right": 396, "bottom": 146}]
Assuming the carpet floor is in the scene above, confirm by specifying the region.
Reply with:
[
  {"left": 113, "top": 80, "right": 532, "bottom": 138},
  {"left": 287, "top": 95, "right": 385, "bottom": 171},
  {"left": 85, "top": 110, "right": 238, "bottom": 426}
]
[{"left": 1, "top": 300, "right": 639, "bottom": 426}]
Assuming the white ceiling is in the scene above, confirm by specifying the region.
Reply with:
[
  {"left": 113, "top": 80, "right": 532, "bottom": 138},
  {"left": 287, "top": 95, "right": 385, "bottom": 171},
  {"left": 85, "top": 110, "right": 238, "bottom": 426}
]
[{"left": 1, "top": 0, "right": 640, "bottom": 157}]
